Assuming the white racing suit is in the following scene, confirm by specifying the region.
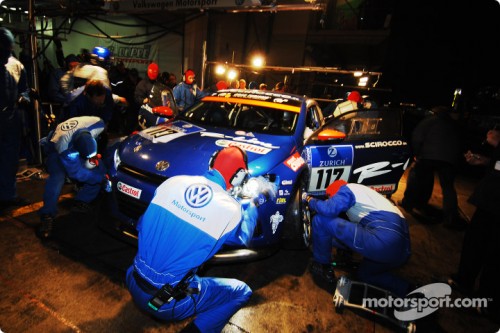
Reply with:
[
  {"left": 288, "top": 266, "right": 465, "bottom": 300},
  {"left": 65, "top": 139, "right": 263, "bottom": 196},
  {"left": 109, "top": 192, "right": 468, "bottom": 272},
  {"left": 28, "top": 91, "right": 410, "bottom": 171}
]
[{"left": 126, "top": 170, "right": 257, "bottom": 332}]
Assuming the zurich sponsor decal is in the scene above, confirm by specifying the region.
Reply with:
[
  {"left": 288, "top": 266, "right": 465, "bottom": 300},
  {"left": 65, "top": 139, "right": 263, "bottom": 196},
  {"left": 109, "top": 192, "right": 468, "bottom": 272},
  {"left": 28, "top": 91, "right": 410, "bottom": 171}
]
[
  {"left": 327, "top": 146, "right": 338, "bottom": 158},
  {"left": 184, "top": 183, "right": 213, "bottom": 208},
  {"left": 311, "top": 145, "right": 354, "bottom": 167}
]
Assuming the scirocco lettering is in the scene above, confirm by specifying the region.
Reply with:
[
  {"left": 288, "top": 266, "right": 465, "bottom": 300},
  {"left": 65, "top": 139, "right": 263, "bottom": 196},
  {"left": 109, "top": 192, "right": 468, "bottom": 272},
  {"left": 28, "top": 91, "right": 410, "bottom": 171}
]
[{"left": 365, "top": 140, "right": 405, "bottom": 148}]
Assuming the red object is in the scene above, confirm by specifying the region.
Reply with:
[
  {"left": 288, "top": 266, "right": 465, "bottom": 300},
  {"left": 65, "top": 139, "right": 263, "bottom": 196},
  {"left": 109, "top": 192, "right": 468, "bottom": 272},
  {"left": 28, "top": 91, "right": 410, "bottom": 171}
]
[
  {"left": 147, "top": 63, "right": 159, "bottom": 80},
  {"left": 184, "top": 69, "right": 195, "bottom": 84},
  {"left": 211, "top": 146, "right": 248, "bottom": 189},
  {"left": 326, "top": 180, "right": 348, "bottom": 197},
  {"left": 347, "top": 91, "right": 363, "bottom": 103},
  {"left": 152, "top": 106, "right": 174, "bottom": 117},
  {"left": 216, "top": 81, "right": 228, "bottom": 90}
]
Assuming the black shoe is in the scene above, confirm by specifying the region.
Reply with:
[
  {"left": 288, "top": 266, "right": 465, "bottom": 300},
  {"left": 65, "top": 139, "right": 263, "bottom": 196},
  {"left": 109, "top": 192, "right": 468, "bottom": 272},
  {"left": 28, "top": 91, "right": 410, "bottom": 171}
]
[
  {"left": 36, "top": 215, "right": 55, "bottom": 240},
  {"left": 309, "top": 260, "right": 336, "bottom": 284},
  {"left": 0, "top": 196, "right": 31, "bottom": 209},
  {"left": 71, "top": 200, "right": 92, "bottom": 214}
]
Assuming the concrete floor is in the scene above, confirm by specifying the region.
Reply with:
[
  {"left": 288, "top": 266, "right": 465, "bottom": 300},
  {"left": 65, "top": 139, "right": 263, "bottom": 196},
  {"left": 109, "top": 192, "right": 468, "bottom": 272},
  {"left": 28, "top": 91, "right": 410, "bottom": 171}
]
[{"left": 0, "top": 166, "right": 498, "bottom": 333}]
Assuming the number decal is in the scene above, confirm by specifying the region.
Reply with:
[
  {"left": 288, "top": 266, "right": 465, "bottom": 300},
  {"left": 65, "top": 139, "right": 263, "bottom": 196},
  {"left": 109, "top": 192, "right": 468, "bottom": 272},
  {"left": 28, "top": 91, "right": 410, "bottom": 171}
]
[{"left": 308, "top": 166, "right": 351, "bottom": 192}]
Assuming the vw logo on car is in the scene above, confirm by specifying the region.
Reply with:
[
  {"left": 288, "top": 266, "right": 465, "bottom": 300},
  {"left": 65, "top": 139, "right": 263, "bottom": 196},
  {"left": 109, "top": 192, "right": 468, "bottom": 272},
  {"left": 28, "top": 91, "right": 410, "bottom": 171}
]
[
  {"left": 185, "top": 184, "right": 213, "bottom": 208},
  {"left": 155, "top": 160, "right": 170, "bottom": 171}
]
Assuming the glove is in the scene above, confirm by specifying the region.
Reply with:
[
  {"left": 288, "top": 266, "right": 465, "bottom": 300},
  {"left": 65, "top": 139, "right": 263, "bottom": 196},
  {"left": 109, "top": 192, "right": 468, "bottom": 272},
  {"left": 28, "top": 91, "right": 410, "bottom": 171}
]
[
  {"left": 85, "top": 154, "right": 102, "bottom": 169},
  {"left": 103, "top": 174, "right": 112, "bottom": 193},
  {"left": 302, "top": 192, "right": 313, "bottom": 204}
]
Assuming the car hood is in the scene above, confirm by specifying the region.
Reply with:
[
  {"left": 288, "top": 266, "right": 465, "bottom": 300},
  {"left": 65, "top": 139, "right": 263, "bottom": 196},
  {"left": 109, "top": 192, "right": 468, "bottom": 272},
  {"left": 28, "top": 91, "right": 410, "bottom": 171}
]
[{"left": 118, "top": 120, "right": 298, "bottom": 177}]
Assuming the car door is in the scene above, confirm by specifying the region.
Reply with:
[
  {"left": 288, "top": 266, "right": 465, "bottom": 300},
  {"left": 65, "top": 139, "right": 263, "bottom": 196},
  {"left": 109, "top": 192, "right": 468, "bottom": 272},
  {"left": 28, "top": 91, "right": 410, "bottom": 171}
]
[{"left": 302, "top": 109, "right": 411, "bottom": 196}]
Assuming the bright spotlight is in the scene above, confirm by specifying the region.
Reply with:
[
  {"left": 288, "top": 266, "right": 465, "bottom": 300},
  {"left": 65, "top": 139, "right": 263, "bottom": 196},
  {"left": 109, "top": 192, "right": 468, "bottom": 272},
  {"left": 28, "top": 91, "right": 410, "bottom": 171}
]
[
  {"left": 215, "top": 64, "right": 226, "bottom": 75},
  {"left": 227, "top": 68, "right": 238, "bottom": 81},
  {"left": 251, "top": 55, "right": 265, "bottom": 68}
]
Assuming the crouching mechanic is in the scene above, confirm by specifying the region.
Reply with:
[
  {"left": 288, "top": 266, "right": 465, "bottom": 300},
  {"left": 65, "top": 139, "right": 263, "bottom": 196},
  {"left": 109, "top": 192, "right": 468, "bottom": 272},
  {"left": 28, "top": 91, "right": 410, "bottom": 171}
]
[
  {"left": 37, "top": 116, "right": 109, "bottom": 239},
  {"left": 305, "top": 180, "right": 412, "bottom": 297},
  {"left": 126, "top": 146, "right": 260, "bottom": 333}
]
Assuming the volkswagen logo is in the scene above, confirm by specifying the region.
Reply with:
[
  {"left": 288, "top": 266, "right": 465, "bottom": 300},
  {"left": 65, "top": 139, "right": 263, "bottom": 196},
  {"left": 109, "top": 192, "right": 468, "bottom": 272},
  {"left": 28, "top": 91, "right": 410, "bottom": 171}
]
[
  {"left": 155, "top": 160, "right": 170, "bottom": 171},
  {"left": 61, "top": 119, "right": 78, "bottom": 131},
  {"left": 327, "top": 146, "right": 338, "bottom": 158},
  {"left": 185, "top": 184, "right": 213, "bottom": 208}
]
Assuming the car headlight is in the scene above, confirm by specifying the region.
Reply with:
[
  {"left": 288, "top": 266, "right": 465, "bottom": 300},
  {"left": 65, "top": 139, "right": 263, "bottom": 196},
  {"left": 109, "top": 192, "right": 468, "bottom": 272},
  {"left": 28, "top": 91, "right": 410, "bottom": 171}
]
[{"left": 113, "top": 148, "right": 121, "bottom": 170}]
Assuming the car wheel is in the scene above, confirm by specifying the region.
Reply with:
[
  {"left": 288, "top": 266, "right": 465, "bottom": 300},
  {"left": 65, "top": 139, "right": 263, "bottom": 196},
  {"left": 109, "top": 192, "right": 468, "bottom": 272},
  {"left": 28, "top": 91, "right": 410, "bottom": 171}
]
[{"left": 281, "top": 176, "right": 312, "bottom": 250}]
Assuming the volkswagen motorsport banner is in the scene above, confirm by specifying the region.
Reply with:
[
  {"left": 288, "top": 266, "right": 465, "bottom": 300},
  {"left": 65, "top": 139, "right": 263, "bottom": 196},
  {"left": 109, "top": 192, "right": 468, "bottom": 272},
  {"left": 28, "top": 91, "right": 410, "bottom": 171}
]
[{"left": 107, "top": 0, "right": 262, "bottom": 12}]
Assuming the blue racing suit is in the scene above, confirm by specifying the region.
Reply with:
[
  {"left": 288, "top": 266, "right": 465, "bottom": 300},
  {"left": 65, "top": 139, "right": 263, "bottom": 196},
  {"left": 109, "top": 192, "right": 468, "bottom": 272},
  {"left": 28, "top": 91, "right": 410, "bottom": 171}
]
[
  {"left": 126, "top": 170, "right": 257, "bottom": 333},
  {"left": 38, "top": 116, "right": 106, "bottom": 218},
  {"left": 172, "top": 82, "right": 208, "bottom": 112},
  {"left": 308, "top": 183, "right": 411, "bottom": 296}
]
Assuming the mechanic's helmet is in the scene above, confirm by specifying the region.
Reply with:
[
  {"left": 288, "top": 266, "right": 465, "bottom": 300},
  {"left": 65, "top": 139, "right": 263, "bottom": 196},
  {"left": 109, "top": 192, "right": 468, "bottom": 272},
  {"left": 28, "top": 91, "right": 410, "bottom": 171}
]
[
  {"left": 325, "top": 180, "right": 348, "bottom": 198},
  {"left": 248, "top": 81, "right": 258, "bottom": 89},
  {"left": 73, "top": 131, "right": 98, "bottom": 159},
  {"left": 347, "top": 91, "right": 363, "bottom": 103},
  {"left": 91, "top": 46, "right": 112, "bottom": 68},
  {"left": 216, "top": 80, "right": 228, "bottom": 91},
  {"left": 184, "top": 69, "right": 195, "bottom": 85},
  {"left": 147, "top": 62, "right": 159, "bottom": 80},
  {"left": 209, "top": 146, "right": 248, "bottom": 189}
]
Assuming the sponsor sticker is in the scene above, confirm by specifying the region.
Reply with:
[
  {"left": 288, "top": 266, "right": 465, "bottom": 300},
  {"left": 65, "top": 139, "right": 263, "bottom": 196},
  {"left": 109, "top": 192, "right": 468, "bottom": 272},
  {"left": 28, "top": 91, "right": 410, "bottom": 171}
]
[
  {"left": 214, "top": 139, "right": 272, "bottom": 154},
  {"left": 270, "top": 211, "right": 284, "bottom": 234},
  {"left": 284, "top": 152, "right": 305, "bottom": 172},
  {"left": 368, "top": 184, "right": 396, "bottom": 193},
  {"left": 276, "top": 198, "right": 287, "bottom": 204},
  {"left": 117, "top": 181, "right": 142, "bottom": 199}
]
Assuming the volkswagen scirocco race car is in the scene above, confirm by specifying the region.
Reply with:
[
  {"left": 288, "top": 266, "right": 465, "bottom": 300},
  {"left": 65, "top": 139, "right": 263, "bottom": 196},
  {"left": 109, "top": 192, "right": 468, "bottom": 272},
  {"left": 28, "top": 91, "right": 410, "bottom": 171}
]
[{"left": 104, "top": 89, "right": 411, "bottom": 262}]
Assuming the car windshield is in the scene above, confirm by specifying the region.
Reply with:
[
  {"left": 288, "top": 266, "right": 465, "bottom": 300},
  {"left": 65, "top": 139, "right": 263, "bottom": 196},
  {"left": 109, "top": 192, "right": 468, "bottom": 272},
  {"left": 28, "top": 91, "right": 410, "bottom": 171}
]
[{"left": 177, "top": 99, "right": 299, "bottom": 135}]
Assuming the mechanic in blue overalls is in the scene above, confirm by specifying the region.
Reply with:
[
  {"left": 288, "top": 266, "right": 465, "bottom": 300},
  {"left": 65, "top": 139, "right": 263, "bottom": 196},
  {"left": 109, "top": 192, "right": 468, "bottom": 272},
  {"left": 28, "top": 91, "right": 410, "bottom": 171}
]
[
  {"left": 126, "top": 146, "right": 259, "bottom": 333},
  {"left": 172, "top": 69, "right": 208, "bottom": 112},
  {"left": 305, "top": 180, "right": 412, "bottom": 297},
  {"left": 37, "top": 116, "right": 108, "bottom": 239}
]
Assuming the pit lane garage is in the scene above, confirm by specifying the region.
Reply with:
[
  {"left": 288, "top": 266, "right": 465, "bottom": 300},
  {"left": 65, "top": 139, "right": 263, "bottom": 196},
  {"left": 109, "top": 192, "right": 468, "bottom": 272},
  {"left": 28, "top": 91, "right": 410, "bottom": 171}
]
[{"left": 102, "top": 89, "right": 411, "bottom": 262}]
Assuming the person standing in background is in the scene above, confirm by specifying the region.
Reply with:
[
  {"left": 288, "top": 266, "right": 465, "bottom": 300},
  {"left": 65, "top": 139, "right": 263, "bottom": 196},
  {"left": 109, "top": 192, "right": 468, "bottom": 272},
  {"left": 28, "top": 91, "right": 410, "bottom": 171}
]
[{"left": 0, "top": 27, "right": 31, "bottom": 210}]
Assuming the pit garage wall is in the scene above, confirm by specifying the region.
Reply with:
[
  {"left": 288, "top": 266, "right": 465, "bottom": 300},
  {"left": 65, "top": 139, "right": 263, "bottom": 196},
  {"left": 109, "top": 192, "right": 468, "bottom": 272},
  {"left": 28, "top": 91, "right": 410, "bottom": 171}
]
[
  {"left": 185, "top": 10, "right": 312, "bottom": 90},
  {"left": 37, "top": 10, "right": 312, "bottom": 90},
  {"left": 47, "top": 15, "right": 183, "bottom": 79}
]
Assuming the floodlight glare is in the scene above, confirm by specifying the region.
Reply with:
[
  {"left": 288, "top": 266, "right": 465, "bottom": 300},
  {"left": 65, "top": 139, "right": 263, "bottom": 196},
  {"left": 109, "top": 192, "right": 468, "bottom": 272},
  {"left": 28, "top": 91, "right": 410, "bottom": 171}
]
[
  {"left": 215, "top": 64, "right": 226, "bottom": 75},
  {"left": 227, "top": 68, "right": 238, "bottom": 80},
  {"left": 251, "top": 55, "right": 265, "bottom": 68}
]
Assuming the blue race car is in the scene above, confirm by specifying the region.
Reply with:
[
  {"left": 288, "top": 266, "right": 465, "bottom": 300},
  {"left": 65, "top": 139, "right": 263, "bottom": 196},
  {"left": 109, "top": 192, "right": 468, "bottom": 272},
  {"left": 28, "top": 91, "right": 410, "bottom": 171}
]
[{"left": 104, "top": 90, "right": 411, "bottom": 262}]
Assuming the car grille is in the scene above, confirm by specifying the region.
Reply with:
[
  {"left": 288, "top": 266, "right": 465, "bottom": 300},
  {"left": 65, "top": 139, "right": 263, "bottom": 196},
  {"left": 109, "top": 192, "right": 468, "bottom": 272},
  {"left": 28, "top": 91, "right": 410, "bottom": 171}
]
[
  {"left": 118, "top": 163, "right": 167, "bottom": 186},
  {"left": 116, "top": 163, "right": 168, "bottom": 220},
  {"left": 116, "top": 191, "right": 149, "bottom": 220}
]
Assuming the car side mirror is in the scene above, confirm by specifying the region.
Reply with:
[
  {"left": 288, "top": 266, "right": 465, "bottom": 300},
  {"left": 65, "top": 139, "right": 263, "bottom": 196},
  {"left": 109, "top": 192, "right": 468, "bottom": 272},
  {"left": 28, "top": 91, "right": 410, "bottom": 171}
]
[
  {"left": 317, "top": 129, "right": 346, "bottom": 141},
  {"left": 152, "top": 106, "right": 174, "bottom": 118}
]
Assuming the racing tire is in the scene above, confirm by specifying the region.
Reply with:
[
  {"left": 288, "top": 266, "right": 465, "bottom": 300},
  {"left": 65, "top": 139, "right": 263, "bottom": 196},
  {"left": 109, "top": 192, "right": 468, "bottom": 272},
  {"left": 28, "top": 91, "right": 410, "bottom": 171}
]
[{"left": 281, "top": 175, "right": 312, "bottom": 250}]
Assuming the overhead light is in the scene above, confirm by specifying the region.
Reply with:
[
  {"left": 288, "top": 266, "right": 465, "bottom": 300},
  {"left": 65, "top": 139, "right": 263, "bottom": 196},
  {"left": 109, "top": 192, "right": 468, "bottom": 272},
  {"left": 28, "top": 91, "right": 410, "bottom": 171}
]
[
  {"left": 251, "top": 55, "right": 265, "bottom": 68},
  {"left": 215, "top": 64, "right": 226, "bottom": 75},
  {"left": 353, "top": 71, "right": 363, "bottom": 77},
  {"left": 227, "top": 68, "right": 238, "bottom": 81}
]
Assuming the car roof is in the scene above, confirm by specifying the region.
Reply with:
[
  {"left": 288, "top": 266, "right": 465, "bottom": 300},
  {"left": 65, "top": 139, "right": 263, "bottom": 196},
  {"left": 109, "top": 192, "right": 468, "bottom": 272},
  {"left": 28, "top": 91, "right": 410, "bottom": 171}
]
[{"left": 207, "top": 89, "right": 308, "bottom": 112}]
